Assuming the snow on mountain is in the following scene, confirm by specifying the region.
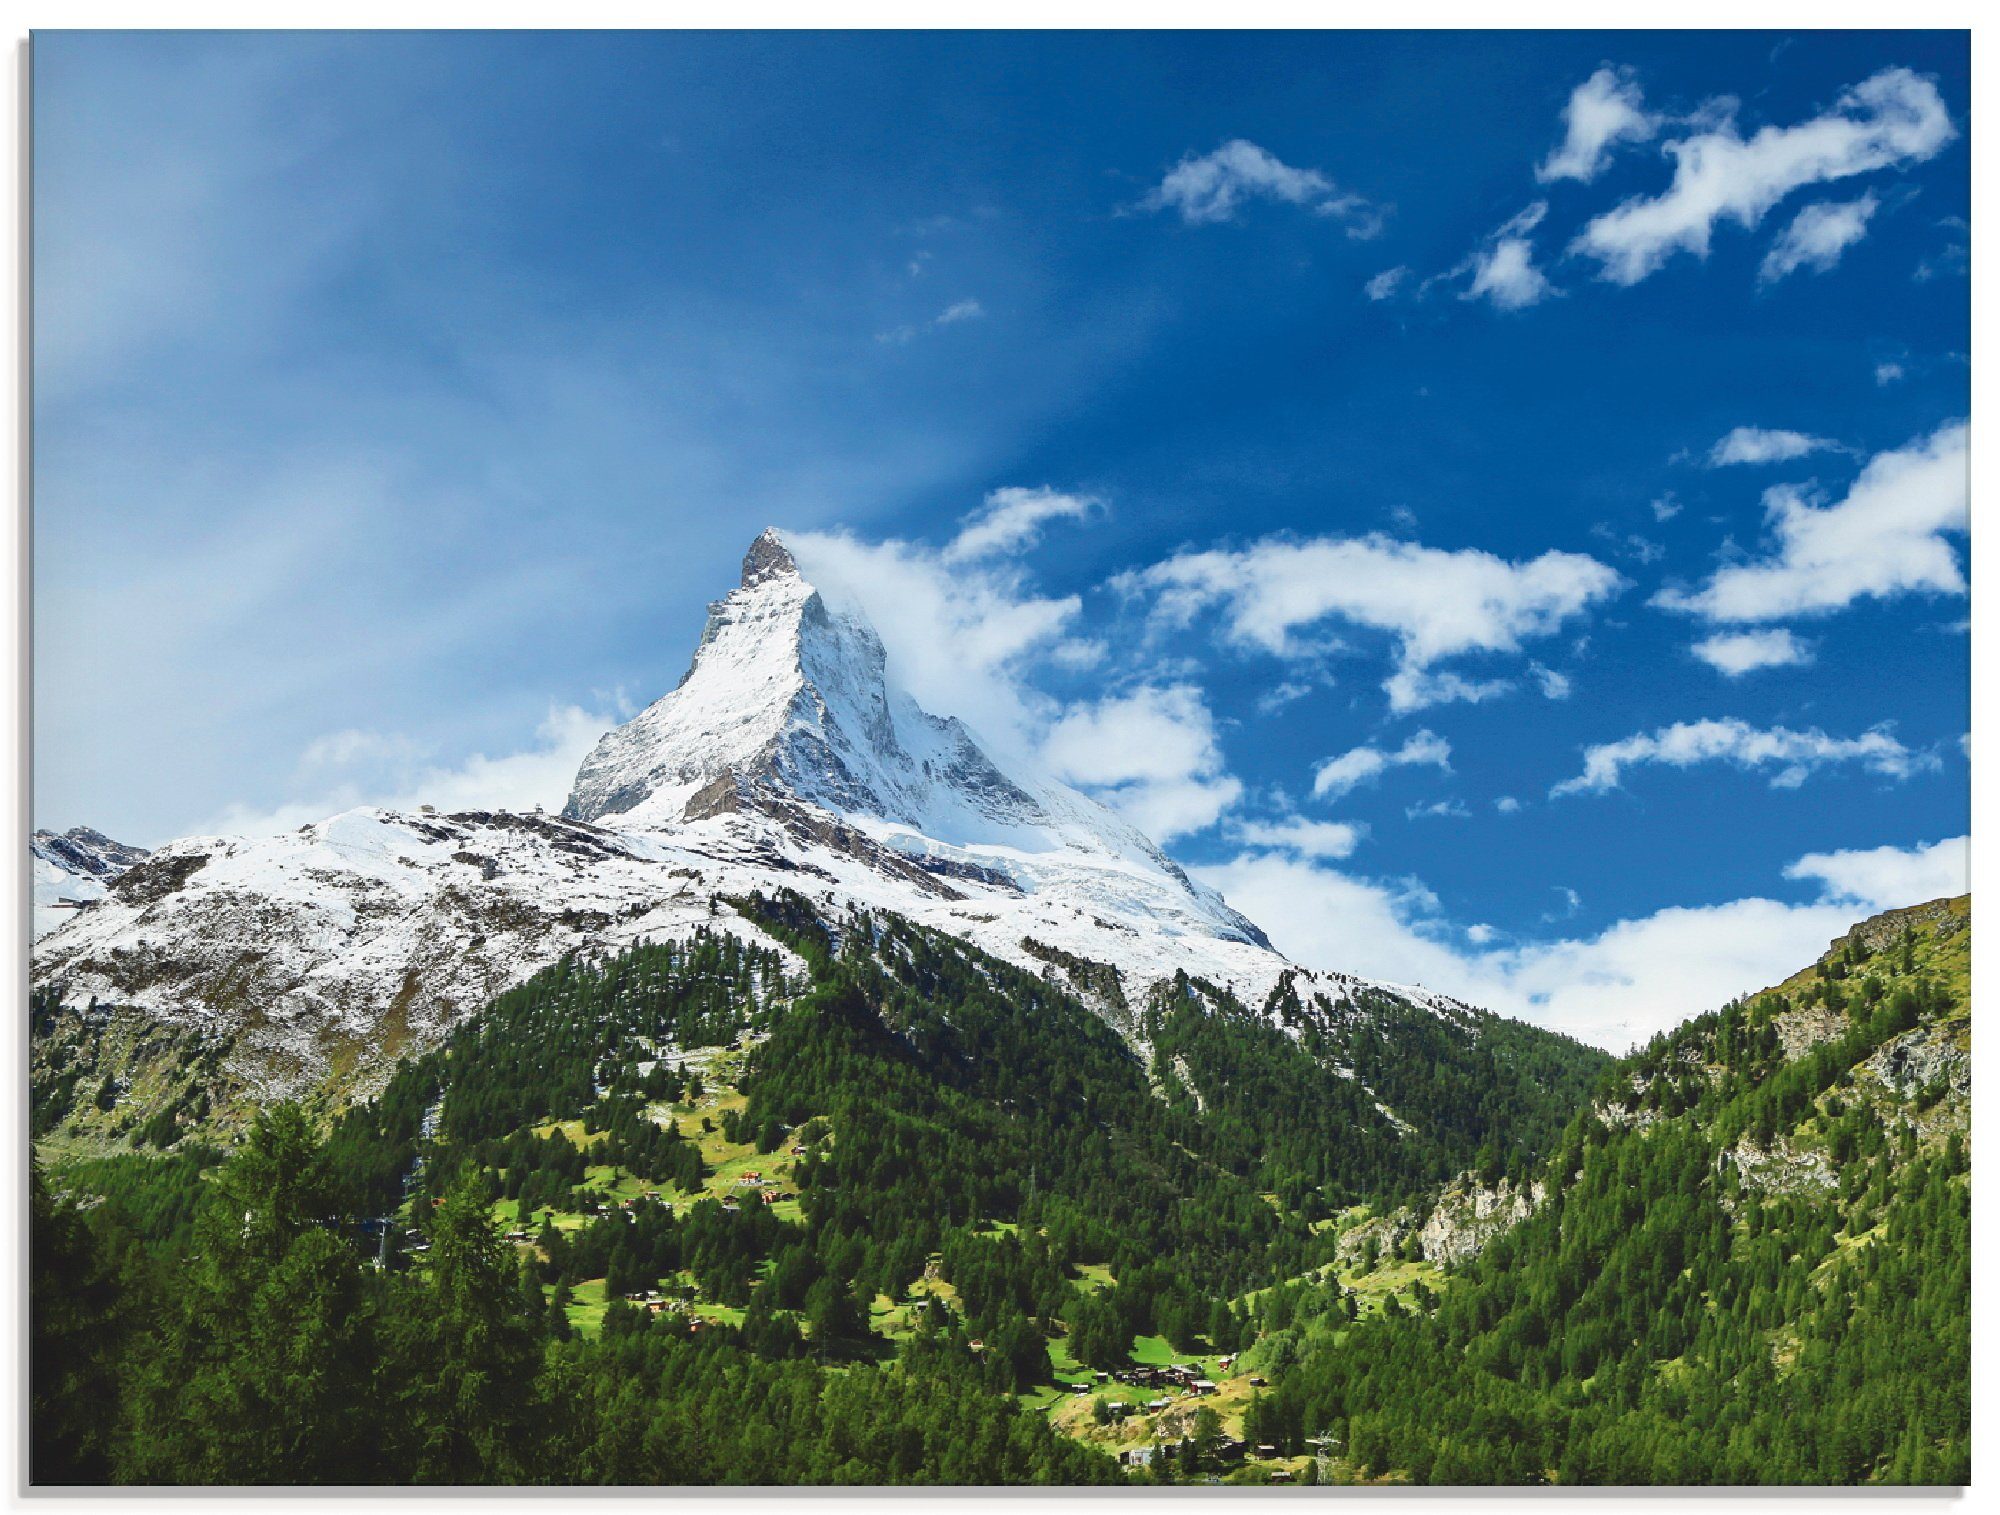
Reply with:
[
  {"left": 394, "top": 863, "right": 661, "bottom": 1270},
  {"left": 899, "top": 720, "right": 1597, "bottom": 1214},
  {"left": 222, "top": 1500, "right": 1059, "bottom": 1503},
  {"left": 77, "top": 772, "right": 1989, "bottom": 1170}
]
[
  {"left": 32, "top": 528, "right": 1475, "bottom": 1091},
  {"left": 32, "top": 826, "right": 149, "bottom": 940},
  {"left": 566, "top": 529, "right": 1271, "bottom": 954}
]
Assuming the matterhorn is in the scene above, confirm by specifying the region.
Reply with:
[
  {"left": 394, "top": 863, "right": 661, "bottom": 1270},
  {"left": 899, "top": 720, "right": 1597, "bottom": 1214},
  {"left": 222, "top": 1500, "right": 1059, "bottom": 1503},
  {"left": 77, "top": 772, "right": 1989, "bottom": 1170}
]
[{"left": 32, "top": 529, "right": 1472, "bottom": 1092}]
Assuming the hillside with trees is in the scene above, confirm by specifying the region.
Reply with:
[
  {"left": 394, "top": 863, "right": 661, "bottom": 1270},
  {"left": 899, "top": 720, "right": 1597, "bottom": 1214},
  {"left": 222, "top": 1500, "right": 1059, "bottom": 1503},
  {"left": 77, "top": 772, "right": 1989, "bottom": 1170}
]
[
  {"left": 1242, "top": 897, "right": 1971, "bottom": 1485},
  {"left": 28, "top": 892, "right": 1966, "bottom": 1486}
]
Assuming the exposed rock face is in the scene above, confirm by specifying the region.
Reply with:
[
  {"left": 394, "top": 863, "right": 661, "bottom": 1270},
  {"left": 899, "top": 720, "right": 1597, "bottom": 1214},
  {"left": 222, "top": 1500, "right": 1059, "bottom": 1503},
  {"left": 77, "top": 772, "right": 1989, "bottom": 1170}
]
[
  {"left": 32, "top": 826, "right": 149, "bottom": 882},
  {"left": 1865, "top": 1023, "right": 1970, "bottom": 1102},
  {"left": 1417, "top": 1175, "right": 1547, "bottom": 1268},
  {"left": 1719, "top": 1136, "right": 1839, "bottom": 1197}
]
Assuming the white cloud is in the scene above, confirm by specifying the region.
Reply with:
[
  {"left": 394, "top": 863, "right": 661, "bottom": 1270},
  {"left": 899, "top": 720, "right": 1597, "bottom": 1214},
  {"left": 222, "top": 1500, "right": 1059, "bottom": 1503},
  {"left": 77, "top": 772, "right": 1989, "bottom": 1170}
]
[
  {"left": 1461, "top": 203, "right": 1558, "bottom": 310},
  {"left": 1196, "top": 834, "right": 1966, "bottom": 1050},
  {"left": 1658, "top": 420, "right": 1968, "bottom": 622},
  {"left": 1552, "top": 716, "right": 1928, "bottom": 796},
  {"left": 1229, "top": 816, "right": 1365, "bottom": 861},
  {"left": 1690, "top": 628, "right": 1815, "bottom": 677},
  {"left": 876, "top": 297, "right": 988, "bottom": 345},
  {"left": 206, "top": 703, "right": 617, "bottom": 837},
  {"left": 786, "top": 527, "right": 1084, "bottom": 766},
  {"left": 1381, "top": 668, "right": 1516, "bottom": 712},
  {"left": 1539, "top": 66, "right": 1658, "bottom": 183},
  {"left": 1494, "top": 795, "right": 1523, "bottom": 814},
  {"left": 943, "top": 485, "right": 1101, "bottom": 564},
  {"left": 1705, "top": 425, "right": 1842, "bottom": 466},
  {"left": 1785, "top": 834, "right": 1967, "bottom": 910},
  {"left": 299, "top": 728, "right": 429, "bottom": 771},
  {"left": 1124, "top": 532, "right": 1621, "bottom": 713},
  {"left": 1874, "top": 359, "right": 1906, "bottom": 386},
  {"left": 1572, "top": 67, "right": 1955, "bottom": 285},
  {"left": 1042, "top": 683, "right": 1242, "bottom": 841},
  {"left": 1254, "top": 678, "right": 1317, "bottom": 715},
  {"left": 1759, "top": 193, "right": 1879, "bottom": 282},
  {"left": 1406, "top": 797, "right": 1471, "bottom": 820},
  {"left": 1312, "top": 729, "right": 1451, "bottom": 799},
  {"left": 1365, "top": 266, "right": 1409, "bottom": 300},
  {"left": 1140, "top": 139, "right": 1381, "bottom": 235},
  {"left": 1913, "top": 216, "right": 1968, "bottom": 282},
  {"left": 1650, "top": 494, "right": 1682, "bottom": 522},
  {"left": 788, "top": 515, "right": 1246, "bottom": 842},
  {"left": 1530, "top": 662, "right": 1573, "bottom": 699}
]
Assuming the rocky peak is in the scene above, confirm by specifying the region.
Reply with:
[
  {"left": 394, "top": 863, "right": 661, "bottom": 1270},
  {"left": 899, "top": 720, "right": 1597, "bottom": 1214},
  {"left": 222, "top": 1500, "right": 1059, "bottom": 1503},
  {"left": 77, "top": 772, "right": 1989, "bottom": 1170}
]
[
  {"left": 31, "top": 826, "right": 149, "bottom": 883},
  {"left": 739, "top": 526, "right": 800, "bottom": 588}
]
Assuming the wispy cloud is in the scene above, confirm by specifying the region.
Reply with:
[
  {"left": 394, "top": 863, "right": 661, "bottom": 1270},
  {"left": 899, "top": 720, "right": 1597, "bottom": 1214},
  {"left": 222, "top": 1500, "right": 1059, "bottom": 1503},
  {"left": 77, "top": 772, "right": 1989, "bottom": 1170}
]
[
  {"left": 1538, "top": 65, "right": 1658, "bottom": 183},
  {"left": 1759, "top": 193, "right": 1880, "bottom": 282},
  {"left": 1365, "top": 266, "right": 1409, "bottom": 300},
  {"left": 1406, "top": 797, "right": 1471, "bottom": 820},
  {"left": 1552, "top": 717, "right": 1929, "bottom": 796},
  {"left": 204, "top": 703, "right": 619, "bottom": 837},
  {"left": 877, "top": 298, "right": 988, "bottom": 344},
  {"left": 1312, "top": 729, "right": 1451, "bottom": 799},
  {"left": 1914, "top": 215, "right": 1968, "bottom": 281},
  {"left": 1570, "top": 67, "right": 1954, "bottom": 285},
  {"left": 1229, "top": 816, "right": 1365, "bottom": 861},
  {"left": 1705, "top": 425, "right": 1844, "bottom": 466},
  {"left": 1463, "top": 203, "right": 1559, "bottom": 310},
  {"left": 943, "top": 485, "right": 1100, "bottom": 564},
  {"left": 1139, "top": 138, "right": 1383, "bottom": 235}
]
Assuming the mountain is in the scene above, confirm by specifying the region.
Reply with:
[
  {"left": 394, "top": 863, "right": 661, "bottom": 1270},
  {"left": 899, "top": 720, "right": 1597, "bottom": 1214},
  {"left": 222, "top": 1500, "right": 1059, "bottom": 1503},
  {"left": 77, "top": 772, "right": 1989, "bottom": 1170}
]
[
  {"left": 31, "top": 827, "right": 148, "bottom": 941},
  {"left": 30, "top": 529, "right": 1476, "bottom": 1096},
  {"left": 1244, "top": 895, "right": 1971, "bottom": 1485}
]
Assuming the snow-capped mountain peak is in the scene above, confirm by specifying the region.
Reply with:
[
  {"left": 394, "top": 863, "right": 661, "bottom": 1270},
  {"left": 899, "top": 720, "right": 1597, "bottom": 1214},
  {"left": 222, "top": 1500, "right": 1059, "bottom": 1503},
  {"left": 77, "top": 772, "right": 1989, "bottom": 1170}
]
[
  {"left": 35, "top": 529, "right": 1500, "bottom": 1097},
  {"left": 562, "top": 529, "right": 1256, "bottom": 938},
  {"left": 565, "top": 526, "right": 957, "bottom": 829}
]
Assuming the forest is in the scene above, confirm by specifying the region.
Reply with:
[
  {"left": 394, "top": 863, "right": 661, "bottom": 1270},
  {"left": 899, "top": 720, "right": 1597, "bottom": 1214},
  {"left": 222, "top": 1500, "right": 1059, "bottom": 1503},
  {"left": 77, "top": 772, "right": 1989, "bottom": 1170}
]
[{"left": 28, "top": 891, "right": 1970, "bottom": 1486}]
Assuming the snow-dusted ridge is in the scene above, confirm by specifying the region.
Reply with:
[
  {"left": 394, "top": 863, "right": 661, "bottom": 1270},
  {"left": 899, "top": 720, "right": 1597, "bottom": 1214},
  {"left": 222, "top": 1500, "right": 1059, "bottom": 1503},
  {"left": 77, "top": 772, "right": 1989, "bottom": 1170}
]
[{"left": 33, "top": 528, "right": 1474, "bottom": 1091}]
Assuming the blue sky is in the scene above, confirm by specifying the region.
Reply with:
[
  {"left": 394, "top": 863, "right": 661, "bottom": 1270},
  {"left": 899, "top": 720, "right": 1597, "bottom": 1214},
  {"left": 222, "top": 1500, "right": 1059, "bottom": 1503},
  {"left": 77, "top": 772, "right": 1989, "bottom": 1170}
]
[{"left": 34, "top": 30, "right": 1969, "bottom": 1046}]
